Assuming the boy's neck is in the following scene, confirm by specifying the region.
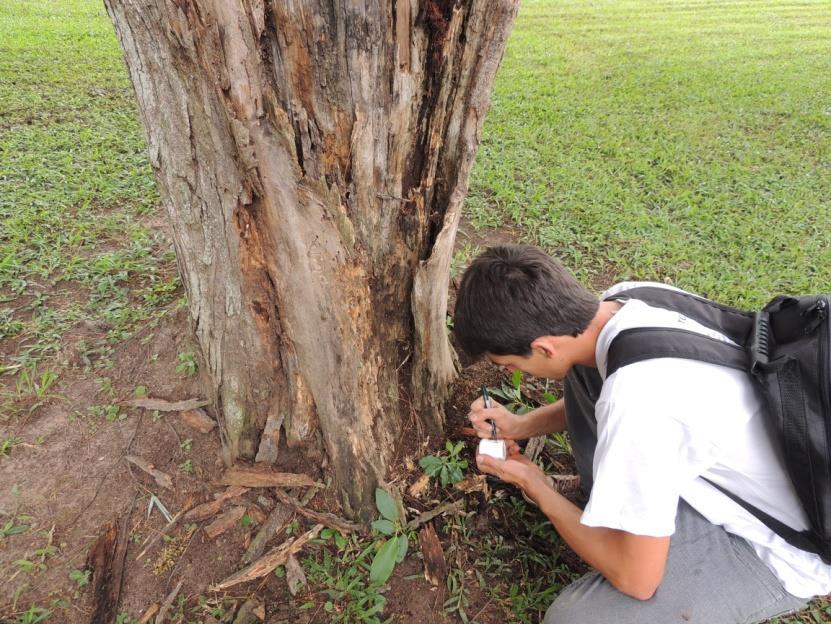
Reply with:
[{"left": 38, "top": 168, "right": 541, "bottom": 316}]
[{"left": 573, "top": 300, "right": 623, "bottom": 368}]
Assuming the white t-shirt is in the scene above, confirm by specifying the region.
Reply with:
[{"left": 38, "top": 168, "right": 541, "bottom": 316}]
[{"left": 580, "top": 281, "right": 831, "bottom": 599}]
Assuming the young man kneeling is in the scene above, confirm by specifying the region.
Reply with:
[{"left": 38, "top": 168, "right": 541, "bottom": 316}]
[{"left": 454, "top": 245, "right": 830, "bottom": 624}]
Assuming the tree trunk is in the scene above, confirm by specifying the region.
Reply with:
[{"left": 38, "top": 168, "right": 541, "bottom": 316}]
[{"left": 104, "top": 0, "right": 518, "bottom": 518}]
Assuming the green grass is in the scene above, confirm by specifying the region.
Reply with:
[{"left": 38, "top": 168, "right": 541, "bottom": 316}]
[
  {"left": 0, "top": 0, "right": 178, "bottom": 384},
  {"left": 467, "top": 0, "right": 831, "bottom": 307}
]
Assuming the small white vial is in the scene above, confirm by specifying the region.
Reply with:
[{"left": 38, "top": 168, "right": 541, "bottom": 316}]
[{"left": 478, "top": 438, "right": 507, "bottom": 460}]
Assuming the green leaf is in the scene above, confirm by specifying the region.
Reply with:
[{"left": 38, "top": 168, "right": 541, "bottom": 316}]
[
  {"left": 334, "top": 532, "right": 346, "bottom": 550},
  {"left": 542, "top": 391, "right": 557, "bottom": 404},
  {"left": 396, "top": 536, "right": 409, "bottom": 562},
  {"left": 511, "top": 369, "right": 523, "bottom": 389},
  {"left": 418, "top": 455, "right": 441, "bottom": 470},
  {"left": 374, "top": 488, "right": 399, "bottom": 522},
  {"left": 320, "top": 528, "right": 333, "bottom": 540},
  {"left": 439, "top": 466, "right": 450, "bottom": 487},
  {"left": 371, "top": 519, "right": 395, "bottom": 536},
  {"left": 369, "top": 536, "right": 400, "bottom": 585}
]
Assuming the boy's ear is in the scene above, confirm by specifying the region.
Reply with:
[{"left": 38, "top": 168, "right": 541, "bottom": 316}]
[{"left": 530, "top": 336, "right": 558, "bottom": 358}]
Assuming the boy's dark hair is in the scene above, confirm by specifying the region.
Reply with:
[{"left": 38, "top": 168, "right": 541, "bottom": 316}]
[{"left": 453, "top": 245, "right": 599, "bottom": 358}]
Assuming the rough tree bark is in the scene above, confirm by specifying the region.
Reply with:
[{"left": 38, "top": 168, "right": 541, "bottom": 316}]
[{"left": 105, "top": 0, "right": 518, "bottom": 518}]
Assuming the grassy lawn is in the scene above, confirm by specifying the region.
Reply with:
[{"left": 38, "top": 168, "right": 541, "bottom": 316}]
[
  {"left": 0, "top": 0, "right": 177, "bottom": 385},
  {"left": 1, "top": 0, "right": 830, "bottom": 622},
  {"left": 467, "top": 0, "right": 831, "bottom": 307}
]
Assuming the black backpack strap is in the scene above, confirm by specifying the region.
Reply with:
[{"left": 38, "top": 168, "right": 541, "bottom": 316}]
[
  {"left": 605, "top": 286, "right": 754, "bottom": 344},
  {"left": 606, "top": 327, "right": 748, "bottom": 379},
  {"left": 703, "top": 478, "right": 824, "bottom": 560}
]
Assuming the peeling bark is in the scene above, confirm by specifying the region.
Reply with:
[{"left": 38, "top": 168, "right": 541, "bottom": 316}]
[{"left": 105, "top": 0, "right": 518, "bottom": 518}]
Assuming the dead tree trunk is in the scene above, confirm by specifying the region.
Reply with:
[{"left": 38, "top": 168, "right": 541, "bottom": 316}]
[{"left": 104, "top": 0, "right": 518, "bottom": 518}]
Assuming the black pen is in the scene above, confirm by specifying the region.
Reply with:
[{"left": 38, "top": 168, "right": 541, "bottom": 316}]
[{"left": 481, "top": 385, "right": 497, "bottom": 439}]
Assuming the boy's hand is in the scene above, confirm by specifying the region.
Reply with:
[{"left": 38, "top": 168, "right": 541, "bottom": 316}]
[
  {"left": 476, "top": 440, "right": 546, "bottom": 491},
  {"left": 468, "top": 396, "right": 526, "bottom": 440}
]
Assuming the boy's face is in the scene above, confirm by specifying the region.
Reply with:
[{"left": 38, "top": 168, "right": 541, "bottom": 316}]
[{"left": 487, "top": 342, "right": 571, "bottom": 380}]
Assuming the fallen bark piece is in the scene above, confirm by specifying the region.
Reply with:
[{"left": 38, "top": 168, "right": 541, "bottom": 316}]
[
  {"left": 205, "top": 506, "right": 247, "bottom": 540},
  {"left": 552, "top": 474, "right": 582, "bottom": 497},
  {"left": 407, "top": 473, "right": 431, "bottom": 498},
  {"left": 247, "top": 505, "right": 266, "bottom": 525},
  {"left": 454, "top": 474, "right": 488, "bottom": 495},
  {"left": 405, "top": 499, "right": 465, "bottom": 531},
  {"left": 184, "top": 486, "right": 248, "bottom": 522},
  {"left": 155, "top": 580, "right": 183, "bottom": 624},
  {"left": 523, "top": 435, "right": 547, "bottom": 463},
  {"left": 273, "top": 489, "right": 362, "bottom": 534},
  {"left": 241, "top": 503, "right": 292, "bottom": 565},
  {"left": 179, "top": 408, "right": 216, "bottom": 433},
  {"left": 418, "top": 523, "right": 447, "bottom": 586},
  {"left": 138, "top": 604, "right": 160, "bottom": 624},
  {"left": 233, "top": 598, "right": 264, "bottom": 623},
  {"left": 221, "top": 465, "right": 319, "bottom": 488},
  {"left": 285, "top": 553, "right": 307, "bottom": 596},
  {"left": 86, "top": 512, "right": 131, "bottom": 624},
  {"left": 211, "top": 524, "right": 323, "bottom": 591},
  {"left": 125, "top": 455, "right": 173, "bottom": 490},
  {"left": 123, "top": 397, "right": 209, "bottom": 412}
]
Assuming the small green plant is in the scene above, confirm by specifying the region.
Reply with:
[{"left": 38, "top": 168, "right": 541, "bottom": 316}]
[
  {"left": 240, "top": 513, "right": 254, "bottom": 527},
  {"left": 179, "top": 438, "right": 192, "bottom": 452},
  {"left": 177, "top": 459, "right": 193, "bottom": 473},
  {"left": 69, "top": 568, "right": 90, "bottom": 589},
  {"left": 133, "top": 385, "right": 147, "bottom": 398},
  {"left": 175, "top": 351, "right": 197, "bottom": 377},
  {"left": 1, "top": 436, "right": 19, "bottom": 458},
  {"left": 0, "top": 519, "right": 29, "bottom": 539},
  {"left": 368, "top": 488, "right": 410, "bottom": 586},
  {"left": 419, "top": 440, "right": 468, "bottom": 487},
  {"left": 488, "top": 370, "right": 535, "bottom": 414},
  {"left": 14, "top": 605, "right": 51, "bottom": 624},
  {"left": 88, "top": 404, "right": 121, "bottom": 422}
]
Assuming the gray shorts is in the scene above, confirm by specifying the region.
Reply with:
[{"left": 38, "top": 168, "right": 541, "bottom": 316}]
[
  {"left": 543, "top": 500, "right": 807, "bottom": 624},
  {"left": 546, "top": 366, "right": 809, "bottom": 624}
]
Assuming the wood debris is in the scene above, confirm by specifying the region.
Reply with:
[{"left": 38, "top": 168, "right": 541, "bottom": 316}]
[
  {"left": 123, "top": 397, "right": 209, "bottom": 412},
  {"left": 407, "top": 473, "right": 431, "bottom": 498},
  {"left": 273, "top": 489, "right": 362, "bottom": 534},
  {"left": 179, "top": 407, "right": 216, "bottom": 433},
  {"left": 454, "top": 474, "right": 489, "bottom": 497},
  {"left": 285, "top": 553, "right": 307, "bottom": 596},
  {"left": 233, "top": 598, "right": 265, "bottom": 623},
  {"left": 418, "top": 523, "right": 447, "bottom": 586},
  {"left": 552, "top": 474, "right": 582, "bottom": 496},
  {"left": 524, "top": 435, "right": 547, "bottom": 463},
  {"left": 138, "top": 604, "right": 159, "bottom": 624},
  {"left": 183, "top": 486, "right": 248, "bottom": 522},
  {"left": 247, "top": 505, "right": 266, "bottom": 525},
  {"left": 405, "top": 499, "right": 465, "bottom": 531},
  {"left": 211, "top": 524, "right": 323, "bottom": 591},
  {"left": 221, "top": 465, "right": 319, "bottom": 488},
  {"left": 126, "top": 455, "right": 173, "bottom": 490},
  {"left": 204, "top": 505, "right": 247, "bottom": 540},
  {"left": 86, "top": 513, "right": 131, "bottom": 624},
  {"left": 155, "top": 580, "right": 183, "bottom": 624},
  {"left": 241, "top": 502, "right": 292, "bottom": 565}
]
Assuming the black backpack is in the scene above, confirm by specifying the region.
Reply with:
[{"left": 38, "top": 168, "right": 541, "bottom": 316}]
[{"left": 604, "top": 285, "right": 831, "bottom": 564}]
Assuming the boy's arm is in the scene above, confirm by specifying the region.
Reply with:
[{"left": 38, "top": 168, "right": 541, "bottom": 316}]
[
  {"left": 526, "top": 472, "right": 669, "bottom": 599},
  {"left": 477, "top": 447, "right": 670, "bottom": 600},
  {"left": 469, "top": 397, "right": 567, "bottom": 440}
]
